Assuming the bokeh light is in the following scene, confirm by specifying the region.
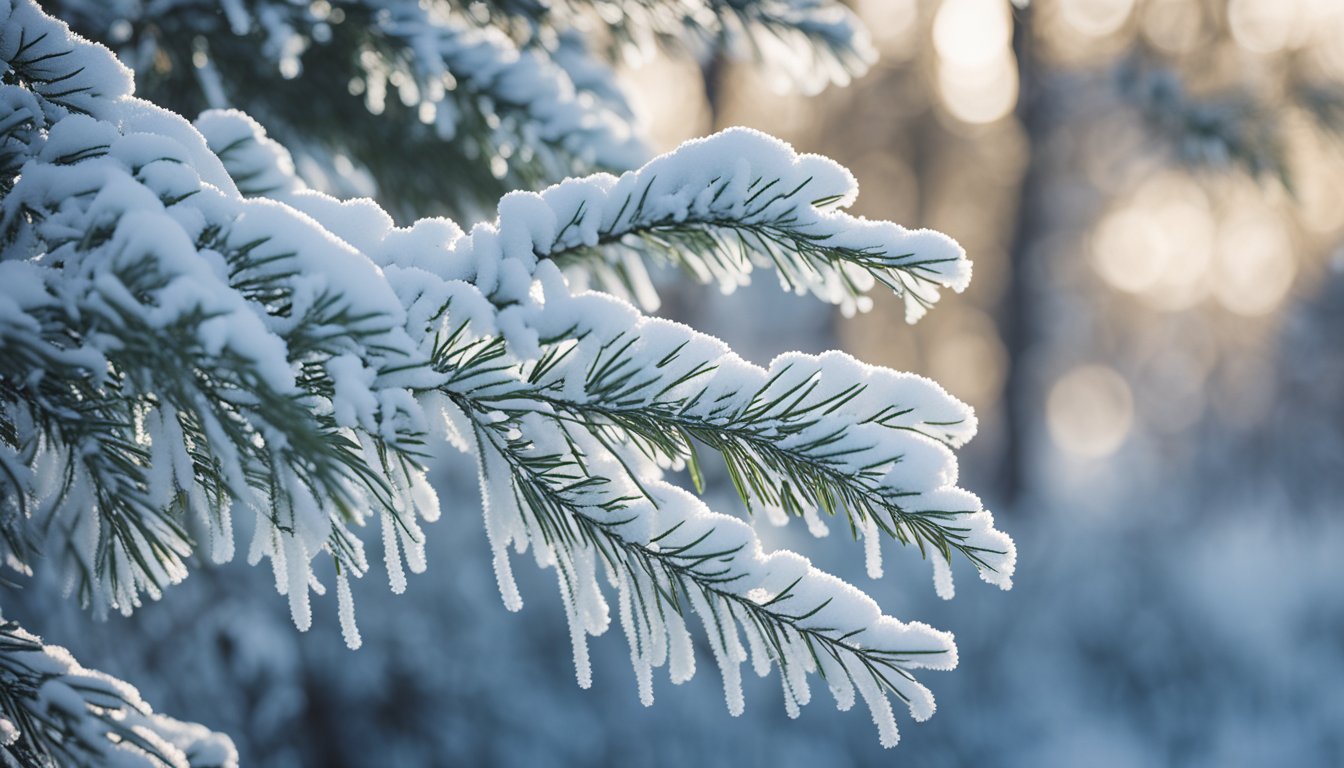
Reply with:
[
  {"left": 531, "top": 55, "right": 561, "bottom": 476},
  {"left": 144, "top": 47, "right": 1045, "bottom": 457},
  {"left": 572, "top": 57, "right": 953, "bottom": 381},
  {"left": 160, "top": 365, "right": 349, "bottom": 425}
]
[
  {"left": 1058, "top": 0, "right": 1134, "bottom": 39},
  {"left": 854, "top": 0, "right": 920, "bottom": 57},
  {"left": 937, "top": 52, "right": 1019, "bottom": 125},
  {"left": 1047, "top": 365, "right": 1135, "bottom": 458},
  {"left": 933, "top": 0, "right": 1012, "bottom": 70},
  {"left": 934, "top": 0, "right": 1018, "bottom": 124},
  {"left": 1228, "top": 0, "right": 1301, "bottom": 54},
  {"left": 1141, "top": 0, "right": 1206, "bottom": 53},
  {"left": 927, "top": 310, "right": 1007, "bottom": 410},
  {"left": 1213, "top": 204, "right": 1296, "bottom": 316},
  {"left": 1091, "top": 174, "right": 1215, "bottom": 310}
]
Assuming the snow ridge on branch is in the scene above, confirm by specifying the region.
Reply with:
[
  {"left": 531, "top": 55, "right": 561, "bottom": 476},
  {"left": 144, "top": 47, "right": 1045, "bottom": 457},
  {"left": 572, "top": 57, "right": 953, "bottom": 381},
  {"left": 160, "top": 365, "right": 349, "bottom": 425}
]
[{"left": 527, "top": 129, "right": 971, "bottom": 321}]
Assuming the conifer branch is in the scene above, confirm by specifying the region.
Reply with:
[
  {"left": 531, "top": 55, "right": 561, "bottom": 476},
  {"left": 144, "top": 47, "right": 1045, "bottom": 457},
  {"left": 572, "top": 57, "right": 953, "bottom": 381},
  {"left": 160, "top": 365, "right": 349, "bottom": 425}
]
[
  {"left": 433, "top": 287, "right": 1014, "bottom": 596},
  {"left": 0, "top": 618, "right": 237, "bottom": 768},
  {"left": 1117, "top": 58, "right": 1291, "bottom": 184},
  {"left": 546, "top": 0, "right": 876, "bottom": 94},
  {"left": 47, "top": 0, "right": 645, "bottom": 214},
  {"left": 462, "top": 401, "right": 954, "bottom": 746},
  {"left": 1, "top": 4, "right": 440, "bottom": 623},
  {"left": 0, "top": 2, "right": 1012, "bottom": 750},
  {"left": 516, "top": 129, "right": 972, "bottom": 320}
]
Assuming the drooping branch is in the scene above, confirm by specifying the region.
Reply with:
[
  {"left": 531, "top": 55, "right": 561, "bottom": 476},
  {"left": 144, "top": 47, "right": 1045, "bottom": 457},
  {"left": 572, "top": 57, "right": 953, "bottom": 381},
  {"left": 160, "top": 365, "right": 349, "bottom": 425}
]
[
  {"left": 0, "top": 617, "right": 238, "bottom": 768},
  {"left": 463, "top": 404, "right": 955, "bottom": 747}
]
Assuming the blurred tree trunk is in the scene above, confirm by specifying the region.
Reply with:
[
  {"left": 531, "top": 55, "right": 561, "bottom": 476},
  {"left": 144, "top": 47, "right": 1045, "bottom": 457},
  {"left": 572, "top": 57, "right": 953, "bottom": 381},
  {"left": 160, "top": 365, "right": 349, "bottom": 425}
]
[{"left": 999, "top": 5, "right": 1044, "bottom": 504}]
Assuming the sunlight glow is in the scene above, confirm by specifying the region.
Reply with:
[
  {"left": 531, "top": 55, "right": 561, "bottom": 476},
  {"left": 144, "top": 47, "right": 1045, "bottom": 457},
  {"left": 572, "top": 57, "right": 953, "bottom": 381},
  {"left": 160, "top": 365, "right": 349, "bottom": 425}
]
[
  {"left": 938, "top": 52, "right": 1019, "bottom": 125},
  {"left": 933, "top": 0, "right": 1017, "bottom": 125},
  {"left": 1047, "top": 365, "right": 1134, "bottom": 458},
  {"left": 933, "top": 0, "right": 1012, "bottom": 70},
  {"left": 1092, "top": 176, "right": 1214, "bottom": 310},
  {"left": 1213, "top": 207, "right": 1296, "bottom": 316},
  {"left": 1141, "top": 0, "right": 1205, "bottom": 53},
  {"left": 855, "top": 0, "right": 920, "bottom": 57},
  {"left": 1228, "top": 0, "right": 1301, "bottom": 54},
  {"left": 1058, "top": 0, "right": 1135, "bottom": 38}
]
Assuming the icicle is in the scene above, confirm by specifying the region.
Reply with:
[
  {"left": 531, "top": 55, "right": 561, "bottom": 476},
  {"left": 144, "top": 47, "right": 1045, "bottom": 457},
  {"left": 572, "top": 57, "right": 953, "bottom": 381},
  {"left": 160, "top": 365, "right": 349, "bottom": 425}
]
[
  {"left": 285, "top": 537, "right": 312, "bottom": 631},
  {"left": 124, "top": 525, "right": 168, "bottom": 597},
  {"left": 268, "top": 527, "right": 287, "bottom": 596},
  {"left": 862, "top": 515, "right": 883, "bottom": 579},
  {"left": 398, "top": 516, "right": 427, "bottom": 575},
  {"left": 630, "top": 568, "right": 660, "bottom": 703},
  {"left": 902, "top": 676, "right": 939, "bottom": 723},
  {"left": 574, "top": 546, "right": 610, "bottom": 636},
  {"left": 247, "top": 507, "right": 269, "bottom": 567},
  {"left": 665, "top": 606, "right": 696, "bottom": 684},
  {"left": 144, "top": 410, "right": 175, "bottom": 509},
  {"left": 818, "top": 650, "right": 856, "bottom": 712},
  {"left": 615, "top": 569, "right": 654, "bottom": 706},
  {"left": 409, "top": 468, "right": 441, "bottom": 523},
  {"left": 689, "top": 589, "right": 744, "bottom": 716},
  {"left": 801, "top": 504, "right": 830, "bottom": 537},
  {"left": 723, "top": 608, "right": 747, "bottom": 666},
  {"left": 782, "top": 635, "right": 812, "bottom": 707},
  {"left": 337, "top": 569, "right": 362, "bottom": 650},
  {"left": 381, "top": 511, "right": 407, "bottom": 594},
  {"left": 424, "top": 391, "right": 472, "bottom": 453},
  {"left": 526, "top": 519, "right": 555, "bottom": 568},
  {"left": 642, "top": 581, "right": 669, "bottom": 671},
  {"left": 780, "top": 671, "right": 801, "bottom": 719},
  {"left": 211, "top": 502, "right": 234, "bottom": 564},
  {"left": 556, "top": 565, "right": 592, "bottom": 689},
  {"left": 741, "top": 617, "right": 774, "bottom": 678},
  {"left": 762, "top": 502, "right": 790, "bottom": 528},
  {"left": 477, "top": 448, "right": 522, "bottom": 611},
  {"left": 850, "top": 660, "right": 900, "bottom": 748},
  {"left": 932, "top": 552, "right": 955, "bottom": 600}
]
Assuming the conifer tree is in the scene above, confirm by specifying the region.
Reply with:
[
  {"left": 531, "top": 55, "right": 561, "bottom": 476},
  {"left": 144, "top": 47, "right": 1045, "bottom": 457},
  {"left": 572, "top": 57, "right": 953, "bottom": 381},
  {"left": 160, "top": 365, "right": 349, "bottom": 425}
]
[{"left": 0, "top": 1, "right": 1014, "bottom": 763}]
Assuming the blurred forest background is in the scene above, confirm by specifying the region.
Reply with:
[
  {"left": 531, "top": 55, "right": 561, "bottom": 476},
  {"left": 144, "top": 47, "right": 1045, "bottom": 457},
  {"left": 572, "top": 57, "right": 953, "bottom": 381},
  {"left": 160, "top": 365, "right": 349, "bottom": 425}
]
[{"left": 14, "top": 0, "right": 1344, "bottom": 765}]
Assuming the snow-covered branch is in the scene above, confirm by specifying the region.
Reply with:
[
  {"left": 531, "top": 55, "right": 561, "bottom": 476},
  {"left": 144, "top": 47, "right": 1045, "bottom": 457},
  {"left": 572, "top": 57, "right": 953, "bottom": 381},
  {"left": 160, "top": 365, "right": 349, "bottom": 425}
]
[
  {"left": 0, "top": 617, "right": 237, "bottom": 767},
  {"left": 463, "top": 406, "right": 955, "bottom": 747},
  {"left": 48, "top": 0, "right": 645, "bottom": 215},
  {"left": 530, "top": 129, "right": 971, "bottom": 320},
  {"left": 0, "top": 1, "right": 1011, "bottom": 749},
  {"left": 370, "top": 2, "right": 646, "bottom": 174},
  {"left": 193, "top": 110, "right": 1010, "bottom": 743},
  {"left": 0, "top": 3, "right": 439, "bottom": 621},
  {"left": 448, "top": 286, "right": 1014, "bottom": 597}
]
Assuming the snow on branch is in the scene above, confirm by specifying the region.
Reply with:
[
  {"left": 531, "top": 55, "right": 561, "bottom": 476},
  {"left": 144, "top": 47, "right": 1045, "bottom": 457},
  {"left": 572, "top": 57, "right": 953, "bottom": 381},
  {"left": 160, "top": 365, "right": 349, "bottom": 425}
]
[
  {"left": 0, "top": 2, "right": 1011, "bottom": 748},
  {"left": 0, "top": 617, "right": 238, "bottom": 767},
  {"left": 0, "top": 0, "right": 133, "bottom": 116},
  {"left": 409, "top": 280, "right": 1009, "bottom": 739},
  {"left": 448, "top": 286, "right": 1015, "bottom": 597},
  {"left": 0, "top": 2, "right": 440, "bottom": 625},
  {"left": 48, "top": 0, "right": 646, "bottom": 206},
  {"left": 372, "top": 1, "right": 646, "bottom": 173},
  {"left": 210, "top": 111, "right": 1010, "bottom": 743},
  {"left": 709, "top": 0, "right": 878, "bottom": 94},
  {"left": 528, "top": 128, "right": 971, "bottom": 321},
  {"left": 195, "top": 110, "right": 304, "bottom": 199},
  {"left": 462, "top": 406, "right": 956, "bottom": 747}
]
